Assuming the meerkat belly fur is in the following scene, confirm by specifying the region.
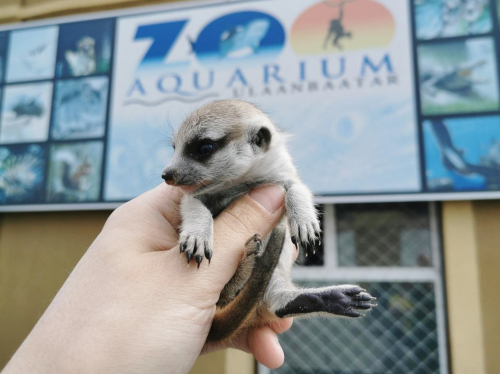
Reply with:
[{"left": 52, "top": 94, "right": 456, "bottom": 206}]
[{"left": 162, "top": 100, "right": 376, "bottom": 344}]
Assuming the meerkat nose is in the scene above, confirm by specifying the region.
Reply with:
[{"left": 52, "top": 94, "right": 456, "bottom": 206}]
[{"left": 162, "top": 169, "right": 177, "bottom": 185}]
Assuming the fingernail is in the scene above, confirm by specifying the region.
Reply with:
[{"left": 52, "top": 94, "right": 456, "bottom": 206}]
[{"left": 249, "top": 185, "right": 284, "bottom": 213}]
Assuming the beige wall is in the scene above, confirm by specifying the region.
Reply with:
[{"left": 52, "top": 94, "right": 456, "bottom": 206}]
[
  {"left": 442, "top": 200, "right": 500, "bottom": 374},
  {"left": 0, "top": 0, "right": 181, "bottom": 23},
  {"left": 0, "top": 211, "right": 110, "bottom": 366},
  {"left": 472, "top": 201, "right": 500, "bottom": 374},
  {"left": 0, "top": 1, "right": 500, "bottom": 373}
]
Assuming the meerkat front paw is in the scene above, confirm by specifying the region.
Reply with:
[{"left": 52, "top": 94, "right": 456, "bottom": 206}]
[
  {"left": 284, "top": 182, "right": 321, "bottom": 256},
  {"left": 289, "top": 213, "right": 321, "bottom": 256},
  {"left": 179, "top": 232, "right": 213, "bottom": 268}
]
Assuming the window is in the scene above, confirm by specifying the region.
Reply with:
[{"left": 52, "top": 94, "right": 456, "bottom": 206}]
[{"left": 261, "top": 202, "right": 448, "bottom": 374}]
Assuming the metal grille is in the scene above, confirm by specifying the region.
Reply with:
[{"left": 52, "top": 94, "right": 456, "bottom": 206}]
[
  {"left": 336, "top": 203, "right": 433, "bottom": 267},
  {"left": 273, "top": 281, "right": 439, "bottom": 374},
  {"left": 261, "top": 202, "right": 447, "bottom": 374}
]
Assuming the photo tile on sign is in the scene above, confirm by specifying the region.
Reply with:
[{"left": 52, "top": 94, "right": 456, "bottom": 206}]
[
  {"left": 51, "top": 76, "right": 109, "bottom": 140},
  {"left": 497, "top": 0, "right": 500, "bottom": 25},
  {"left": 56, "top": 18, "right": 114, "bottom": 78},
  {"left": 0, "top": 31, "right": 8, "bottom": 83},
  {"left": 423, "top": 116, "right": 500, "bottom": 192},
  {"left": 6, "top": 26, "right": 59, "bottom": 83},
  {"left": 46, "top": 140, "right": 104, "bottom": 203},
  {"left": 0, "top": 82, "right": 53, "bottom": 144},
  {"left": 417, "top": 37, "right": 500, "bottom": 116},
  {"left": 414, "top": 0, "right": 492, "bottom": 40},
  {"left": 0, "top": 144, "right": 46, "bottom": 204}
]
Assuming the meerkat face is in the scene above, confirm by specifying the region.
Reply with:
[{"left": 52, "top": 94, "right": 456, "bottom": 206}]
[{"left": 162, "top": 100, "right": 274, "bottom": 194}]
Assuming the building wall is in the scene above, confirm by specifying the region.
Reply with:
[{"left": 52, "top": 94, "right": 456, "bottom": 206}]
[
  {"left": 0, "top": 1, "right": 500, "bottom": 373},
  {"left": 0, "top": 211, "right": 110, "bottom": 365},
  {"left": 473, "top": 201, "right": 500, "bottom": 374},
  {"left": 442, "top": 200, "right": 500, "bottom": 374}
]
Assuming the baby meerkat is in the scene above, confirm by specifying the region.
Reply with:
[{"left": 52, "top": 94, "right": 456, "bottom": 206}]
[{"left": 162, "top": 99, "right": 376, "bottom": 344}]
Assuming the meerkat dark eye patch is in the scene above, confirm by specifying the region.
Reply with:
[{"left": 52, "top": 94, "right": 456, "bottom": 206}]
[
  {"left": 184, "top": 136, "right": 227, "bottom": 162},
  {"left": 252, "top": 127, "right": 271, "bottom": 150}
]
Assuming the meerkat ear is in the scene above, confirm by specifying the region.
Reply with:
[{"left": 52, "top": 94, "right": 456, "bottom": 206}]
[{"left": 252, "top": 126, "right": 272, "bottom": 151}]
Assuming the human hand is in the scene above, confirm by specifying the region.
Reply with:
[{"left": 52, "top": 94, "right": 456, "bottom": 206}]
[{"left": 2, "top": 184, "right": 293, "bottom": 374}]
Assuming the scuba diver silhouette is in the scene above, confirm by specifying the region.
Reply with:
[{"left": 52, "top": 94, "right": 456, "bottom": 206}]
[{"left": 323, "top": 0, "right": 355, "bottom": 51}]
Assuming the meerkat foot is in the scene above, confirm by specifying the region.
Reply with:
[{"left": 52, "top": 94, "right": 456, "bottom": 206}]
[
  {"left": 217, "top": 233, "right": 265, "bottom": 308},
  {"left": 245, "top": 233, "right": 263, "bottom": 258},
  {"left": 275, "top": 285, "right": 377, "bottom": 319}
]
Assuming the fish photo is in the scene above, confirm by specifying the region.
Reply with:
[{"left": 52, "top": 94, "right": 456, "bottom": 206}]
[
  {"left": 56, "top": 18, "right": 114, "bottom": 78},
  {"left": 0, "top": 144, "right": 45, "bottom": 204},
  {"left": 5, "top": 26, "right": 58, "bottom": 82},
  {"left": 51, "top": 77, "right": 109, "bottom": 140},
  {"left": 423, "top": 116, "right": 500, "bottom": 191},
  {"left": 418, "top": 38, "right": 499, "bottom": 115},
  {"left": 0, "top": 82, "right": 53, "bottom": 144},
  {"left": 415, "top": 0, "right": 492, "bottom": 40},
  {"left": 46, "top": 141, "right": 103, "bottom": 203}
]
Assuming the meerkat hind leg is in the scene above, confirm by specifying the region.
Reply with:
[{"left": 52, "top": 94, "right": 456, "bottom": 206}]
[
  {"left": 217, "top": 234, "right": 263, "bottom": 308},
  {"left": 274, "top": 285, "right": 377, "bottom": 319},
  {"left": 208, "top": 226, "right": 286, "bottom": 343}
]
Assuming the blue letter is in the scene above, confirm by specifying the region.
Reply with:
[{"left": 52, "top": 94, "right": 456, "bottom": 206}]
[
  {"left": 322, "top": 58, "right": 345, "bottom": 79},
  {"left": 227, "top": 69, "right": 248, "bottom": 87},
  {"left": 300, "top": 61, "right": 306, "bottom": 82},
  {"left": 194, "top": 70, "right": 214, "bottom": 91},
  {"left": 361, "top": 54, "right": 393, "bottom": 76},
  {"left": 264, "top": 65, "right": 284, "bottom": 84},
  {"left": 126, "top": 78, "right": 146, "bottom": 97},
  {"left": 134, "top": 20, "right": 187, "bottom": 67},
  {"left": 157, "top": 74, "right": 192, "bottom": 96}
]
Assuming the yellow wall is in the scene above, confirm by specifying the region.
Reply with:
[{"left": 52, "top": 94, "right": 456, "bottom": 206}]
[
  {"left": 472, "top": 201, "right": 500, "bottom": 374},
  {"left": 0, "top": 211, "right": 110, "bottom": 365},
  {"left": 0, "top": 0, "right": 181, "bottom": 23},
  {"left": 442, "top": 200, "right": 500, "bottom": 374},
  {"left": 0, "top": 1, "right": 500, "bottom": 373}
]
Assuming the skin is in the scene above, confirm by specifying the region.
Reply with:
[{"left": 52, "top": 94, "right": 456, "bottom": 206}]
[{"left": 2, "top": 184, "right": 295, "bottom": 374}]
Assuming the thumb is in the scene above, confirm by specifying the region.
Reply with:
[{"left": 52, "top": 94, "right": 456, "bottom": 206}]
[{"left": 206, "top": 184, "right": 285, "bottom": 286}]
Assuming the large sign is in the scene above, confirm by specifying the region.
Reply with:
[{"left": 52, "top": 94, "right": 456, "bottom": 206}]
[{"left": 0, "top": 0, "right": 499, "bottom": 211}]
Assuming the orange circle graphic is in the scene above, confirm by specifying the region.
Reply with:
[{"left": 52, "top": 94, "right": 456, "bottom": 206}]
[{"left": 291, "top": 0, "right": 395, "bottom": 55}]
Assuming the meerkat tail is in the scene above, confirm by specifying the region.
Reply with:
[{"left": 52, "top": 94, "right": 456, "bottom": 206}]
[{"left": 207, "top": 225, "right": 286, "bottom": 343}]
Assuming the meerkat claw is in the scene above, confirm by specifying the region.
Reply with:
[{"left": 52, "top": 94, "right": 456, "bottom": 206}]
[
  {"left": 180, "top": 242, "right": 187, "bottom": 253},
  {"left": 205, "top": 248, "right": 212, "bottom": 264},
  {"left": 196, "top": 255, "right": 203, "bottom": 268}
]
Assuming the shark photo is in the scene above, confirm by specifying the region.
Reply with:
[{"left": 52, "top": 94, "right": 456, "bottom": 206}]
[
  {"left": 424, "top": 116, "right": 500, "bottom": 191},
  {"left": 0, "top": 82, "right": 53, "bottom": 144},
  {"left": 418, "top": 38, "right": 499, "bottom": 115}
]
